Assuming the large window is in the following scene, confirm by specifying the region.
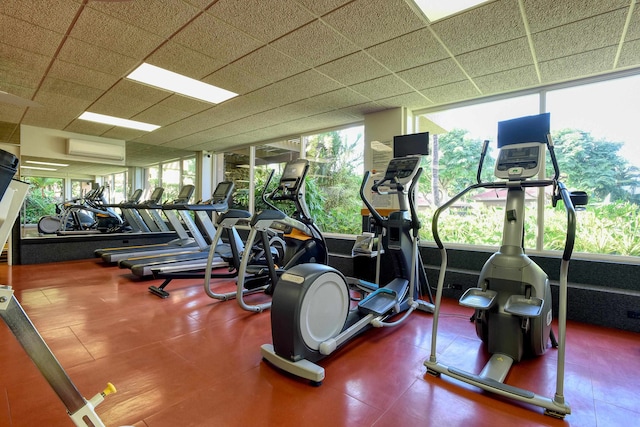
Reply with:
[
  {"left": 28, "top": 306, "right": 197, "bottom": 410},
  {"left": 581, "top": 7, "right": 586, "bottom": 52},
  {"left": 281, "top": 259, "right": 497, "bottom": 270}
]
[
  {"left": 416, "top": 73, "right": 640, "bottom": 259},
  {"left": 99, "top": 172, "right": 126, "bottom": 203},
  {"left": 143, "top": 157, "right": 196, "bottom": 202},
  {"left": 304, "top": 126, "right": 364, "bottom": 235},
  {"left": 417, "top": 95, "right": 540, "bottom": 248},
  {"left": 161, "top": 160, "right": 181, "bottom": 201},
  {"left": 545, "top": 75, "right": 640, "bottom": 256}
]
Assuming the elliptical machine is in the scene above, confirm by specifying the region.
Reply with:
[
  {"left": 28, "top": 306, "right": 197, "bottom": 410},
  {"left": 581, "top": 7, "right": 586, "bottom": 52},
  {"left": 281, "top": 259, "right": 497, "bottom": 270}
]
[
  {"left": 261, "top": 155, "right": 434, "bottom": 385},
  {"left": 424, "top": 113, "right": 586, "bottom": 418}
]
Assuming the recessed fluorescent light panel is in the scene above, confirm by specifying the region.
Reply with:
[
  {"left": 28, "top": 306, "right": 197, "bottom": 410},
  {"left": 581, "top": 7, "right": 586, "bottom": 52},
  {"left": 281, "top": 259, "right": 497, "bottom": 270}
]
[
  {"left": 26, "top": 160, "right": 69, "bottom": 167},
  {"left": 21, "top": 165, "right": 57, "bottom": 171},
  {"left": 78, "top": 112, "right": 160, "bottom": 132},
  {"left": 413, "top": 0, "right": 490, "bottom": 21},
  {"left": 126, "top": 63, "right": 238, "bottom": 104}
]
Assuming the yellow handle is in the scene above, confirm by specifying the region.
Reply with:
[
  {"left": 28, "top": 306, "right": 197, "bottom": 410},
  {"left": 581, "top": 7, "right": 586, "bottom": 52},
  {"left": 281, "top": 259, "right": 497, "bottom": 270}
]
[{"left": 103, "top": 382, "right": 117, "bottom": 396}]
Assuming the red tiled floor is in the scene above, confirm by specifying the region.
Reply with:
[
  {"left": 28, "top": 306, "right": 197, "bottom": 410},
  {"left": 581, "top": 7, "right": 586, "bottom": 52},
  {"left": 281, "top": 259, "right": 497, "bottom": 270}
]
[{"left": 0, "top": 259, "right": 639, "bottom": 426}]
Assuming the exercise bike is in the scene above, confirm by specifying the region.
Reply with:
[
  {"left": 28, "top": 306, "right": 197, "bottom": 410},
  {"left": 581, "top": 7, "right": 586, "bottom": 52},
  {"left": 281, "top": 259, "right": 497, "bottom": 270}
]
[
  {"left": 261, "top": 155, "right": 434, "bottom": 385},
  {"left": 424, "top": 113, "right": 586, "bottom": 418},
  {"left": 205, "top": 159, "right": 328, "bottom": 313}
]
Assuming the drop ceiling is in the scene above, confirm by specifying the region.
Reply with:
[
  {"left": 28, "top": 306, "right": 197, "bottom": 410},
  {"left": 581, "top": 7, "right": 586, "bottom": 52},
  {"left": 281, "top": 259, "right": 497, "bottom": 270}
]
[{"left": 1, "top": 0, "right": 639, "bottom": 174}]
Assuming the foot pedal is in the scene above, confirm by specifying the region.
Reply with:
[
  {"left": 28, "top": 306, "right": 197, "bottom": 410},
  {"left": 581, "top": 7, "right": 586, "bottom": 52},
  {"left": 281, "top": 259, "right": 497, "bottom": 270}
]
[
  {"left": 504, "top": 295, "right": 543, "bottom": 317},
  {"left": 459, "top": 288, "right": 497, "bottom": 310},
  {"left": 358, "top": 288, "right": 397, "bottom": 316}
]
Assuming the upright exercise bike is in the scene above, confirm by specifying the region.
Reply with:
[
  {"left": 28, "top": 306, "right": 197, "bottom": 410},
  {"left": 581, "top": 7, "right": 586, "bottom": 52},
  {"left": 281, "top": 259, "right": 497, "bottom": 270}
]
[
  {"left": 261, "top": 155, "right": 434, "bottom": 384},
  {"left": 424, "top": 113, "right": 586, "bottom": 418}
]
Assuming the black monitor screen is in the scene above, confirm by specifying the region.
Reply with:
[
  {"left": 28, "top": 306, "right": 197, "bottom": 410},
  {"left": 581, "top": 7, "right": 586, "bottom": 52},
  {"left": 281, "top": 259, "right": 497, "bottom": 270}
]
[
  {"left": 213, "top": 182, "right": 232, "bottom": 198},
  {"left": 393, "top": 132, "right": 429, "bottom": 157},
  {"left": 497, "top": 113, "right": 550, "bottom": 148},
  {"left": 149, "top": 187, "right": 164, "bottom": 202},
  {"left": 282, "top": 160, "right": 308, "bottom": 181}
]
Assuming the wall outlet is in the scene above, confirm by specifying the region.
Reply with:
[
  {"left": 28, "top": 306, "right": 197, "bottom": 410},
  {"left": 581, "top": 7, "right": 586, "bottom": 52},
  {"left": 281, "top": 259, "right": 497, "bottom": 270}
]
[{"left": 627, "top": 310, "right": 640, "bottom": 319}]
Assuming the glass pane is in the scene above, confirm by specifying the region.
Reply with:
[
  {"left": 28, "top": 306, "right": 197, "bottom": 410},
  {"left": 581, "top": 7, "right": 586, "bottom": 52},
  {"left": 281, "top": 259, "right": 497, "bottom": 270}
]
[
  {"left": 71, "top": 180, "right": 93, "bottom": 199},
  {"left": 112, "top": 172, "right": 126, "bottom": 203},
  {"left": 21, "top": 176, "right": 64, "bottom": 229},
  {"left": 417, "top": 94, "right": 540, "bottom": 248},
  {"left": 224, "top": 148, "right": 251, "bottom": 210},
  {"left": 146, "top": 165, "right": 160, "bottom": 198},
  {"left": 304, "top": 126, "right": 364, "bottom": 235},
  {"left": 182, "top": 157, "right": 196, "bottom": 187},
  {"left": 255, "top": 140, "right": 300, "bottom": 215},
  {"left": 161, "top": 160, "right": 181, "bottom": 201},
  {"left": 546, "top": 75, "right": 640, "bottom": 256}
]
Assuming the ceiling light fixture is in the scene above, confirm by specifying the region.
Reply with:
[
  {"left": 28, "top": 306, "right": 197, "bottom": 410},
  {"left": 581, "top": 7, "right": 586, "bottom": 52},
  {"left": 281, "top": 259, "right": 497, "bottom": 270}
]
[
  {"left": 78, "top": 112, "right": 160, "bottom": 131},
  {"left": 126, "top": 63, "right": 238, "bottom": 104},
  {"left": 20, "top": 165, "right": 57, "bottom": 171},
  {"left": 412, "top": 0, "right": 490, "bottom": 22},
  {"left": 26, "top": 160, "right": 69, "bottom": 167}
]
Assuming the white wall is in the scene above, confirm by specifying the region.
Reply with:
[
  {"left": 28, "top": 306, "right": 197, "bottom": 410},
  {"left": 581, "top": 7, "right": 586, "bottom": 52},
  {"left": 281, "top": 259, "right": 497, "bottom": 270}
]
[{"left": 20, "top": 125, "right": 125, "bottom": 166}]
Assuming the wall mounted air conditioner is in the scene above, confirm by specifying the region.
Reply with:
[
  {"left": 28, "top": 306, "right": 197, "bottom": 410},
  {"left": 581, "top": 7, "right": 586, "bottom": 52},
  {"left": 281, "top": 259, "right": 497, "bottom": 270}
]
[{"left": 66, "top": 139, "right": 125, "bottom": 161}]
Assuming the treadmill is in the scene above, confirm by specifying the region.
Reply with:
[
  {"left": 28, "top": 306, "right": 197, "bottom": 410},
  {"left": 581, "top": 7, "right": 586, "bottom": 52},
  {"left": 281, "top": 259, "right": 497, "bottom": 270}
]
[
  {"left": 96, "top": 185, "right": 195, "bottom": 263},
  {"left": 119, "top": 182, "right": 234, "bottom": 277},
  {"left": 104, "top": 188, "right": 146, "bottom": 232}
]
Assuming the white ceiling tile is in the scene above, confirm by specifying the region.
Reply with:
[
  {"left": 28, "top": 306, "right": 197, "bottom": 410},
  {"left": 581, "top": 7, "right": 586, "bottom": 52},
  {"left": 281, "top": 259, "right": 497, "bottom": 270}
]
[
  {"left": 350, "top": 74, "right": 417, "bottom": 99},
  {"left": 316, "top": 51, "right": 389, "bottom": 85},
  {"left": 533, "top": 9, "right": 627, "bottom": 62},
  {"left": 375, "top": 92, "right": 433, "bottom": 110},
  {"left": 230, "top": 46, "right": 309, "bottom": 85},
  {"left": 522, "top": 0, "right": 631, "bottom": 33},
  {"left": 618, "top": 39, "right": 640, "bottom": 68},
  {"left": 293, "top": 0, "right": 353, "bottom": 16},
  {"left": 70, "top": 7, "right": 164, "bottom": 58},
  {"left": 539, "top": 47, "right": 618, "bottom": 83},
  {"left": 431, "top": 0, "right": 525, "bottom": 55},
  {"left": 47, "top": 60, "right": 119, "bottom": 91},
  {"left": 397, "top": 59, "right": 468, "bottom": 90},
  {"left": 172, "top": 12, "right": 263, "bottom": 62},
  {"left": 420, "top": 80, "right": 481, "bottom": 104},
  {"left": 624, "top": 5, "right": 640, "bottom": 41},
  {"left": 0, "top": 14, "right": 63, "bottom": 56},
  {"left": 287, "top": 88, "right": 371, "bottom": 113},
  {"left": 57, "top": 37, "right": 139, "bottom": 76},
  {"left": 474, "top": 66, "right": 540, "bottom": 94},
  {"left": 202, "top": 63, "right": 271, "bottom": 95},
  {"left": 322, "top": 0, "right": 425, "bottom": 48},
  {"left": 457, "top": 38, "right": 533, "bottom": 77},
  {"left": 263, "top": 70, "right": 344, "bottom": 104},
  {"left": 209, "top": 0, "right": 315, "bottom": 42},
  {"left": 1, "top": 0, "right": 80, "bottom": 33},
  {"left": 270, "top": 20, "right": 358, "bottom": 67},
  {"left": 146, "top": 42, "right": 226, "bottom": 80},
  {"left": 0, "top": 105, "right": 25, "bottom": 125},
  {"left": 86, "top": 0, "right": 199, "bottom": 38},
  {"left": 0, "top": 43, "right": 49, "bottom": 90},
  {"left": 132, "top": 104, "right": 192, "bottom": 127},
  {"left": 365, "top": 27, "right": 448, "bottom": 72},
  {"left": 40, "top": 77, "right": 103, "bottom": 102}
]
